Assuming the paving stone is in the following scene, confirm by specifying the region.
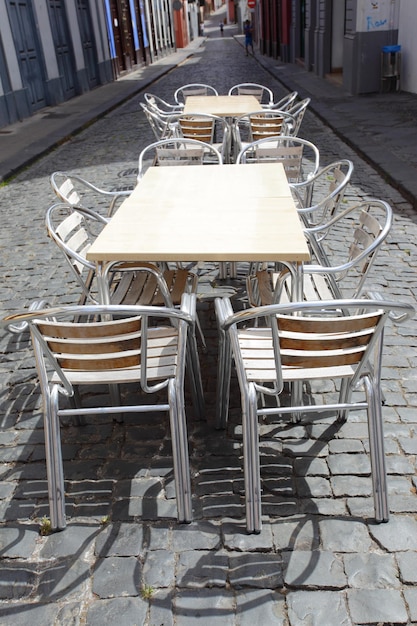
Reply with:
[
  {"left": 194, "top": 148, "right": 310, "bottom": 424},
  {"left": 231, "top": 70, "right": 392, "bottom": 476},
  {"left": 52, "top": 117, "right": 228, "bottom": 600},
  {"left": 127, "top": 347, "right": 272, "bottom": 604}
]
[
  {"left": 235, "top": 589, "right": 286, "bottom": 625},
  {"left": 222, "top": 520, "right": 274, "bottom": 551},
  {"left": 92, "top": 556, "right": 141, "bottom": 598},
  {"left": 142, "top": 549, "right": 175, "bottom": 588},
  {"left": 176, "top": 550, "right": 228, "bottom": 587},
  {"left": 171, "top": 520, "right": 221, "bottom": 551},
  {"left": 228, "top": 552, "right": 283, "bottom": 588},
  {"left": 0, "top": 603, "right": 60, "bottom": 626},
  {"left": 369, "top": 515, "right": 417, "bottom": 551},
  {"left": 347, "top": 588, "right": 408, "bottom": 623},
  {"left": 397, "top": 551, "right": 417, "bottom": 583},
  {"left": 404, "top": 588, "right": 417, "bottom": 622},
  {"left": 319, "top": 519, "right": 372, "bottom": 552},
  {"left": 283, "top": 551, "right": 346, "bottom": 588},
  {"left": 331, "top": 476, "right": 371, "bottom": 497},
  {"left": 37, "top": 556, "right": 91, "bottom": 600},
  {"left": 40, "top": 524, "right": 99, "bottom": 558},
  {"left": 327, "top": 454, "right": 371, "bottom": 475},
  {"left": 0, "top": 524, "right": 39, "bottom": 558},
  {"left": 0, "top": 562, "right": 38, "bottom": 600},
  {"left": 344, "top": 553, "right": 400, "bottom": 588},
  {"left": 271, "top": 516, "right": 320, "bottom": 551},
  {"left": 84, "top": 597, "right": 148, "bottom": 625},
  {"left": 287, "top": 590, "right": 351, "bottom": 626},
  {"left": 94, "top": 522, "right": 145, "bottom": 557},
  {"left": 174, "top": 589, "right": 235, "bottom": 624}
]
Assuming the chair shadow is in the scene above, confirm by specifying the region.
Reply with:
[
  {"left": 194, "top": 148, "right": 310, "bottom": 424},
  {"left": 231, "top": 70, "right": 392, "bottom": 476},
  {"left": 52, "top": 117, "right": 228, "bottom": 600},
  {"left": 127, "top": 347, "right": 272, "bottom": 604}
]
[{"left": 0, "top": 298, "right": 378, "bottom": 620}]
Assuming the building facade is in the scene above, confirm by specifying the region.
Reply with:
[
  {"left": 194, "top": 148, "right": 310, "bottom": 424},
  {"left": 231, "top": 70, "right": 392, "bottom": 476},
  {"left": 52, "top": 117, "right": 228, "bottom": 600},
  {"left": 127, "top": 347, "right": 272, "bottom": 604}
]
[
  {"left": 0, "top": 0, "right": 201, "bottom": 131},
  {"left": 250, "top": 0, "right": 416, "bottom": 95},
  {"left": 0, "top": 0, "right": 113, "bottom": 128}
]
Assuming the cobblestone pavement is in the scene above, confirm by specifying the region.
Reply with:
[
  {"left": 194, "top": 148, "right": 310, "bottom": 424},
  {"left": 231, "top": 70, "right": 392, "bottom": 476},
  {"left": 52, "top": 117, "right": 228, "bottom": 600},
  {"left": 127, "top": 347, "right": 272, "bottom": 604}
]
[{"left": 1, "top": 8, "right": 417, "bottom": 626}]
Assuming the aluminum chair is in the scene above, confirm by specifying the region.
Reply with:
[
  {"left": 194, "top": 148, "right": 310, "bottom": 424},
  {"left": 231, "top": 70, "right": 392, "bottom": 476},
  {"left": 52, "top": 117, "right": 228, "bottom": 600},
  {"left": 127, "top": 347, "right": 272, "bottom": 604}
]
[
  {"left": 285, "top": 97, "right": 311, "bottom": 136},
  {"left": 46, "top": 203, "right": 198, "bottom": 308},
  {"left": 175, "top": 113, "right": 232, "bottom": 163},
  {"left": 144, "top": 92, "right": 183, "bottom": 114},
  {"left": 215, "top": 296, "right": 415, "bottom": 533},
  {"left": 2, "top": 299, "right": 205, "bottom": 530},
  {"left": 237, "top": 135, "right": 320, "bottom": 186},
  {"left": 50, "top": 171, "right": 131, "bottom": 218},
  {"left": 291, "top": 159, "right": 354, "bottom": 228},
  {"left": 269, "top": 91, "right": 298, "bottom": 111},
  {"left": 140, "top": 103, "right": 179, "bottom": 141},
  {"left": 228, "top": 83, "right": 274, "bottom": 107},
  {"left": 137, "top": 138, "right": 223, "bottom": 181},
  {"left": 247, "top": 199, "right": 393, "bottom": 307},
  {"left": 174, "top": 83, "right": 218, "bottom": 106},
  {"left": 233, "top": 110, "right": 296, "bottom": 158}
]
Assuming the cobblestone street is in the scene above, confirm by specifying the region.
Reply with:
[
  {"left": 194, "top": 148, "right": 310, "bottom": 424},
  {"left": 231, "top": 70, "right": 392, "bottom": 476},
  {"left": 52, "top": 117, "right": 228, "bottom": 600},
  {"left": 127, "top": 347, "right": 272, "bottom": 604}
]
[{"left": 1, "top": 9, "right": 417, "bottom": 625}]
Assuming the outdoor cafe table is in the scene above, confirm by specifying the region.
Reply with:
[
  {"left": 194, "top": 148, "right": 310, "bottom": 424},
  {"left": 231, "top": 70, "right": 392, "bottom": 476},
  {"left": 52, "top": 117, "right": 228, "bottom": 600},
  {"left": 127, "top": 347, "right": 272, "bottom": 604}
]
[
  {"left": 183, "top": 95, "right": 260, "bottom": 117},
  {"left": 86, "top": 163, "right": 310, "bottom": 299}
]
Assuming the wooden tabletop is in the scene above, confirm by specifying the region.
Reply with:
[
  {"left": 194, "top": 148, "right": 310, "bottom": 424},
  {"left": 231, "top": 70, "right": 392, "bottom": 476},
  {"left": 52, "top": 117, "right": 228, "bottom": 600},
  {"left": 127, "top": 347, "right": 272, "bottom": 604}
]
[
  {"left": 86, "top": 163, "right": 310, "bottom": 264},
  {"left": 183, "top": 95, "right": 261, "bottom": 117}
]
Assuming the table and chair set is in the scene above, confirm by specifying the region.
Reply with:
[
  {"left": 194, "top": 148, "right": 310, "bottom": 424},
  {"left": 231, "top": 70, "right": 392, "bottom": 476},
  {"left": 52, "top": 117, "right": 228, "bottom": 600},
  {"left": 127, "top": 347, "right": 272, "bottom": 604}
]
[{"left": 2, "top": 82, "right": 414, "bottom": 535}]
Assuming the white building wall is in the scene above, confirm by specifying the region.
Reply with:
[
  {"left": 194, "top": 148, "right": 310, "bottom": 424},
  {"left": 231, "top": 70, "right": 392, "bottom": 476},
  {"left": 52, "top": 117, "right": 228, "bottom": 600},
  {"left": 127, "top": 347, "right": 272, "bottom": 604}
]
[{"left": 398, "top": 0, "right": 417, "bottom": 94}]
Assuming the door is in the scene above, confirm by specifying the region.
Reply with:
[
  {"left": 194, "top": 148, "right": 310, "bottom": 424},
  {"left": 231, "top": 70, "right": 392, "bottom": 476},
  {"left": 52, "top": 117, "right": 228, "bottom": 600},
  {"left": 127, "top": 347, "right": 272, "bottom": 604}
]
[
  {"left": 6, "top": 0, "right": 46, "bottom": 112},
  {"left": 108, "top": 0, "right": 136, "bottom": 73},
  {"left": 48, "top": 0, "right": 76, "bottom": 99},
  {"left": 76, "top": 0, "right": 99, "bottom": 88}
]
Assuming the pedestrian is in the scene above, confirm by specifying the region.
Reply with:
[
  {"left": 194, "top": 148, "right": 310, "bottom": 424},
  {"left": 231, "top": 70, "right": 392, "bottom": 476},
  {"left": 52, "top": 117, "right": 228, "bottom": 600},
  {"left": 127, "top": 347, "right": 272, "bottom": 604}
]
[
  {"left": 219, "top": 21, "right": 224, "bottom": 35},
  {"left": 244, "top": 19, "right": 253, "bottom": 56}
]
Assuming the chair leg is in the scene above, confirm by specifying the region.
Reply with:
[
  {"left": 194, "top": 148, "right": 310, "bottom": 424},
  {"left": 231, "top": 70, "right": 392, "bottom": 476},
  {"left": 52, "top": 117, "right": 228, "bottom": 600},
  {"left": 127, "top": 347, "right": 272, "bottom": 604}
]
[
  {"left": 186, "top": 330, "right": 205, "bottom": 420},
  {"left": 215, "top": 328, "right": 232, "bottom": 429},
  {"left": 169, "top": 380, "right": 192, "bottom": 523},
  {"left": 363, "top": 375, "right": 389, "bottom": 522},
  {"left": 337, "top": 378, "right": 351, "bottom": 422},
  {"left": 45, "top": 386, "right": 66, "bottom": 530},
  {"left": 242, "top": 383, "right": 262, "bottom": 533}
]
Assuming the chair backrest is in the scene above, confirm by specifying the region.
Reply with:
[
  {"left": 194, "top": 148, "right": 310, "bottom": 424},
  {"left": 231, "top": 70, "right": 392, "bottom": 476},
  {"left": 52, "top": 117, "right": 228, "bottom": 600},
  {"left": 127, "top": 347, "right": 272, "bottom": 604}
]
[
  {"left": 228, "top": 83, "right": 274, "bottom": 107},
  {"left": 175, "top": 113, "right": 231, "bottom": 162},
  {"left": 234, "top": 110, "right": 295, "bottom": 145},
  {"left": 141, "top": 103, "right": 179, "bottom": 140},
  {"left": 218, "top": 297, "right": 414, "bottom": 393},
  {"left": 285, "top": 97, "right": 311, "bottom": 136},
  {"left": 2, "top": 301, "right": 198, "bottom": 400},
  {"left": 137, "top": 138, "right": 223, "bottom": 181},
  {"left": 292, "top": 159, "right": 354, "bottom": 228},
  {"left": 174, "top": 84, "right": 218, "bottom": 105},
  {"left": 144, "top": 92, "right": 183, "bottom": 114},
  {"left": 304, "top": 198, "right": 393, "bottom": 298},
  {"left": 269, "top": 91, "right": 298, "bottom": 111},
  {"left": 236, "top": 135, "right": 320, "bottom": 184},
  {"left": 50, "top": 171, "right": 129, "bottom": 217},
  {"left": 46, "top": 203, "right": 107, "bottom": 302},
  {"left": 177, "top": 114, "right": 216, "bottom": 143}
]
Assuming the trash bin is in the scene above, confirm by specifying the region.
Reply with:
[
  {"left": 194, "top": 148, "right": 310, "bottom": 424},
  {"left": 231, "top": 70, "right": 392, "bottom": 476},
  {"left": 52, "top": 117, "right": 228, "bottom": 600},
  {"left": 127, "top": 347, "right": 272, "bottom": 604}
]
[{"left": 381, "top": 44, "right": 401, "bottom": 92}]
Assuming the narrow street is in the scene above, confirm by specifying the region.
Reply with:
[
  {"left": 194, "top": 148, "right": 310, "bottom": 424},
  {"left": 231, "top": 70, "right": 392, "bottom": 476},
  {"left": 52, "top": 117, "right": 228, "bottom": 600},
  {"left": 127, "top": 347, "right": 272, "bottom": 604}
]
[{"left": 1, "top": 8, "right": 416, "bottom": 625}]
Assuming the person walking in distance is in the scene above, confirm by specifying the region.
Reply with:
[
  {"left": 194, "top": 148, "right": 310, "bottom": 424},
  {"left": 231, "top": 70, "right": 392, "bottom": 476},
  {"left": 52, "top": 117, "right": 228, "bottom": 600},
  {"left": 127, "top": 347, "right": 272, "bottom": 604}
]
[{"left": 244, "top": 20, "right": 253, "bottom": 56}]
